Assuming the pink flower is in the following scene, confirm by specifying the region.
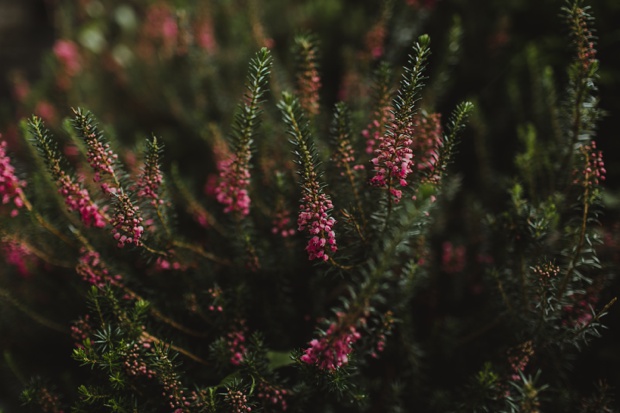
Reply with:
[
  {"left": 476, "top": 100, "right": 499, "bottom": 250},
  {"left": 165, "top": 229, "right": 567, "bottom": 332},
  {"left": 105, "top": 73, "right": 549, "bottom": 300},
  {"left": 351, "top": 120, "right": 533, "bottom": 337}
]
[
  {"left": 365, "top": 22, "right": 387, "bottom": 60},
  {"left": 215, "top": 154, "right": 251, "bottom": 216},
  {"left": 111, "top": 194, "right": 144, "bottom": 248},
  {"left": 295, "top": 37, "right": 321, "bottom": 116},
  {"left": 57, "top": 173, "right": 106, "bottom": 228},
  {"left": 441, "top": 241, "right": 466, "bottom": 274},
  {"left": 272, "top": 208, "right": 296, "bottom": 238},
  {"left": 301, "top": 322, "right": 361, "bottom": 370},
  {"left": 257, "top": 382, "right": 289, "bottom": 411},
  {"left": 297, "top": 190, "right": 337, "bottom": 261},
  {"left": 2, "top": 239, "right": 35, "bottom": 277},
  {"left": 579, "top": 141, "right": 606, "bottom": 187},
  {"left": 225, "top": 389, "right": 252, "bottom": 413},
  {"left": 226, "top": 320, "right": 248, "bottom": 365},
  {"left": 142, "top": 3, "right": 178, "bottom": 56},
  {"left": 135, "top": 151, "right": 164, "bottom": 207},
  {"left": 369, "top": 125, "right": 415, "bottom": 203},
  {"left": 76, "top": 249, "right": 123, "bottom": 287},
  {"left": 412, "top": 113, "right": 443, "bottom": 183},
  {"left": 195, "top": 19, "right": 217, "bottom": 53},
  {"left": 369, "top": 113, "right": 443, "bottom": 202},
  {"left": 53, "top": 40, "right": 81, "bottom": 76},
  {"left": 81, "top": 129, "right": 119, "bottom": 189},
  {"left": 34, "top": 101, "right": 58, "bottom": 125},
  {"left": 0, "top": 139, "right": 26, "bottom": 217}
]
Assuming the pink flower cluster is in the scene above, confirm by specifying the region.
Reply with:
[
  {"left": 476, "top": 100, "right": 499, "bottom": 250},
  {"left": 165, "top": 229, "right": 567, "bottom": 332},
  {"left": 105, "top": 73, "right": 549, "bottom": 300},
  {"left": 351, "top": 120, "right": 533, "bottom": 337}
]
[
  {"left": 76, "top": 250, "right": 123, "bottom": 288},
  {"left": 155, "top": 253, "right": 183, "bottom": 271},
  {"left": 532, "top": 262, "right": 560, "bottom": 286},
  {"left": 124, "top": 341, "right": 157, "bottom": 379},
  {"left": 136, "top": 155, "right": 164, "bottom": 207},
  {"left": 332, "top": 129, "right": 364, "bottom": 177},
  {"left": 53, "top": 39, "right": 81, "bottom": 76},
  {"left": 298, "top": 189, "right": 337, "bottom": 261},
  {"left": 34, "top": 101, "right": 58, "bottom": 125},
  {"left": 224, "top": 389, "right": 252, "bottom": 413},
  {"left": 441, "top": 241, "right": 466, "bottom": 274},
  {"left": 580, "top": 141, "right": 606, "bottom": 188},
  {"left": 82, "top": 131, "right": 119, "bottom": 188},
  {"left": 296, "top": 41, "right": 321, "bottom": 116},
  {"left": 412, "top": 113, "right": 443, "bottom": 183},
  {"left": 574, "top": 7, "right": 597, "bottom": 71},
  {"left": 70, "top": 315, "right": 93, "bottom": 347},
  {"left": 257, "top": 381, "right": 289, "bottom": 411},
  {"left": 57, "top": 173, "right": 106, "bottom": 228},
  {"left": 195, "top": 18, "right": 218, "bottom": 53},
  {"left": 140, "top": 2, "right": 179, "bottom": 58},
  {"left": 227, "top": 320, "right": 248, "bottom": 365},
  {"left": 111, "top": 194, "right": 144, "bottom": 247},
  {"left": 369, "top": 126, "right": 415, "bottom": 202},
  {"left": 362, "top": 92, "right": 393, "bottom": 155},
  {"left": 369, "top": 113, "right": 443, "bottom": 202},
  {"left": 301, "top": 321, "right": 361, "bottom": 370},
  {"left": 507, "top": 341, "right": 534, "bottom": 381},
  {"left": 2, "top": 238, "right": 34, "bottom": 277},
  {"left": 161, "top": 373, "right": 188, "bottom": 411},
  {"left": 364, "top": 21, "right": 387, "bottom": 60},
  {"left": 272, "top": 208, "right": 296, "bottom": 238},
  {"left": 215, "top": 155, "right": 251, "bottom": 216},
  {"left": 189, "top": 286, "right": 224, "bottom": 314},
  {"left": 0, "top": 140, "right": 26, "bottom": 217},
  {"left": 53, "top": 39, "right": 81, "bottom": 90},
  {"left": 31, "top": 386, "right": 65, "bottom": 413}
]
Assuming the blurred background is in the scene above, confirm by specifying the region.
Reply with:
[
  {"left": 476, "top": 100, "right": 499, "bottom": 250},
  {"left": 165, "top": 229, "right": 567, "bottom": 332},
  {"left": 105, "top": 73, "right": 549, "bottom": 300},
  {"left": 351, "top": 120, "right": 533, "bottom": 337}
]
[{"left": 0, "top": 0, "right": 618, "bottom": 188}]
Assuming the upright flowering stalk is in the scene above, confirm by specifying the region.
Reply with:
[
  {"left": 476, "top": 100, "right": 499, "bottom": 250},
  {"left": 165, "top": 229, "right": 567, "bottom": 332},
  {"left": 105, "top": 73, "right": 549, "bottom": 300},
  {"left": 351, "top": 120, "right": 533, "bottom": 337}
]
[
  {"left": 559, "top": 1, "right": 600, "bottom": 185},
  {"left": 565, "top": 1, "right": 597, "bottom": 74},
  {"left": 214, "top": 48, "right": 273, "bottom": 217},
  {"left": 331, "top": 103, "right": 366, "bottom": 228},
  {"left": 0, "top": 138, "right": 26, "bottom": 217},
  {"left": 136, "top": 136, "right": 164, "bottom": 207},
  {"left": 139, "top": 2, "right": 179, "bottom": 59},
  {"left": 412, "top": 112, "right": 443, "bottom": 184},
  {"left": 576, "top": 141, "right": 605, "bottom": 192},
  {"left": 294, "top": 34, "right": 321, "bottom": 117},
  {"left": 72, "top": 109, "right": 144, "bottom": 247},
  {"left": 369, "top": 35, "right": 431, "bottom": 203},
  {"left": 362, "top": 63, "right": 394, "bottom": 155},
  {"left": 28, "top": 117, "right": 107, "bottom": 228},
  {"left": 194, "top": 10, "right": 218, "bottom": 53},
  {"left": 279, "top": 93, "right": 337, "bottom": 262},
  {"left": 363, "top": 1, "right": 393, "bottom": 60},
  {"left": 135, "top": 136, "right": 170, "bottom": 238}
]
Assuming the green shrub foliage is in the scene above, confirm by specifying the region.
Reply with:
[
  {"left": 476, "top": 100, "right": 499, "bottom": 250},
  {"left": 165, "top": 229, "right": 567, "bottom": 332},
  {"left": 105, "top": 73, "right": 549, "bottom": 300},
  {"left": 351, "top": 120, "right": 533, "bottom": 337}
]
[{"left": 0, "top": 0, "right": 617, "bottom": 412}]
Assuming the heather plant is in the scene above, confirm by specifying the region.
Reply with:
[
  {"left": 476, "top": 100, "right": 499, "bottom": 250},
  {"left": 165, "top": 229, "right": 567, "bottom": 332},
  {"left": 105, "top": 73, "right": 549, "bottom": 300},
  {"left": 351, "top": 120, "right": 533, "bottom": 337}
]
[{"left": 0, "top": 0, "right": 618, "bottom": 412}]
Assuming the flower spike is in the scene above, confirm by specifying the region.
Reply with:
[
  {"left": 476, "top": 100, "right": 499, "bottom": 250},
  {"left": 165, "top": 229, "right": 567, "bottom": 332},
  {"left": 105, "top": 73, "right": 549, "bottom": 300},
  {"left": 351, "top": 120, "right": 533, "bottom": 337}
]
[
  {"left": 279, "top": 92, "right": 337, "bottom": 262},
  {"left": 28, "top": 116, "right": 107, "bottom": 228},
  {"left": 215, "top": 47, "right": 273, "bottom": 217},
  {"left": 0, "top": 138, "right": 26, "bottom": 217},
  {"left": 369, "top": 35, "right": 431, "bottom": 203}
]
